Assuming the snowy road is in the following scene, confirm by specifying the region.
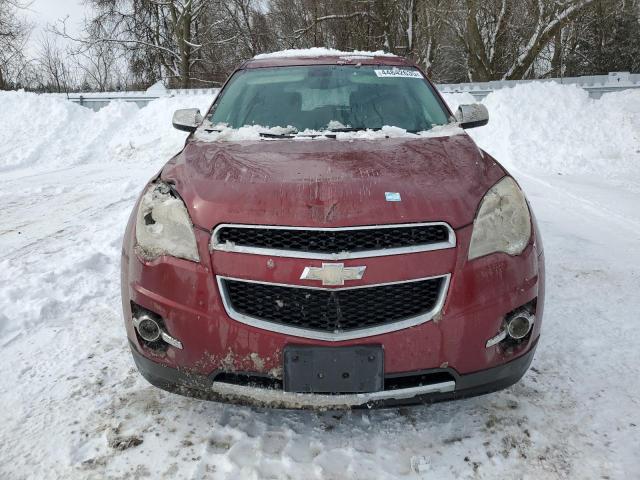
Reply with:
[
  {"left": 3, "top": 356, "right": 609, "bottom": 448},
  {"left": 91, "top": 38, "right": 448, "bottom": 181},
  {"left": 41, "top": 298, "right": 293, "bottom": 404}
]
[{"left": 1, "top": 86, "right": 639, "bottom": 479}]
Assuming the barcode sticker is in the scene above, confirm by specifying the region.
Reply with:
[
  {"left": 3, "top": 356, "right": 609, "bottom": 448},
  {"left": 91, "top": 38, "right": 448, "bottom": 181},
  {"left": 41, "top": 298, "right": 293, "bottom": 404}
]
[{"left": 374, "top": 69, "right": 423, "bottom": 79}]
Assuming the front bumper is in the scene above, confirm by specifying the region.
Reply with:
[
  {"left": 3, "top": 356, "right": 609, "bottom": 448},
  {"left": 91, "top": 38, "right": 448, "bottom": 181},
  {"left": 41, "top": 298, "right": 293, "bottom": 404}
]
[
  {"left": 122, "top": 183, "right": 545, "bottom": 406},
  {"left": 122, "top": 223, "right": 544, "bottom": 374},
  {"left": 130, "top": 339, "right": 538, "bottom": 409}
]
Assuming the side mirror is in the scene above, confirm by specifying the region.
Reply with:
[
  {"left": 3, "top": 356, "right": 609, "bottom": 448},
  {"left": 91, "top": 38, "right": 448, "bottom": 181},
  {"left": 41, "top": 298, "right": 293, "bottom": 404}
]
[
  {"left": 172, "top": 108, "right": 204, "bottom": 132},
  {"left": 455, "top": 104, "right": 489, "bottom": 129}
]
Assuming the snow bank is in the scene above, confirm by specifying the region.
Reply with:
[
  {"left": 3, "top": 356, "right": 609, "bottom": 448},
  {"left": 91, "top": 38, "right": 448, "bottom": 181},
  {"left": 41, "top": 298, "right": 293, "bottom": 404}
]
[
  {"left": 1, "top": 83, "right": 638, "bottom": 177},
  {"left": 253, "top": 48, "right": 396, "bottom": 59},
  {"left": 0, "top": 91, "right": 215, "bottom": 171},
  {"left": 442, "top": 83, "right": 640, "bottom": 176}
]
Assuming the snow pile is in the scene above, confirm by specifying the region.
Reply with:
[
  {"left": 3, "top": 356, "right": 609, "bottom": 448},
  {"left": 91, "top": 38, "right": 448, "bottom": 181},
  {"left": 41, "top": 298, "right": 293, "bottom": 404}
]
[
  {"left": 0, "top": 91, "right": 215, "bottom": 171},
  {"left": 253, "top": 48, "right": 396, "bottom": 59},
  {"left": 442, "top": 83, "right": 640, "bottom": 176},
  {"left": 3, "top": 83, "right": 637, "bottom": 177}
]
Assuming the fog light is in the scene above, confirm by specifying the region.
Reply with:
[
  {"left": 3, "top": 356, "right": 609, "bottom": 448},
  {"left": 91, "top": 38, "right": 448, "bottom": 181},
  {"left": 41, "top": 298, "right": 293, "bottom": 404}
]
[
  {"left": 486, "top": 309, "right": 535, "bottom": 348},
  {"left": 506, "top": 311, "right": 534, "bottom": 340},
  {"left": 131, "top": 305, "right": 184, "bottom": 350},
  {"left": 133, "top": 314, "right": 161, "bottom": 342}
]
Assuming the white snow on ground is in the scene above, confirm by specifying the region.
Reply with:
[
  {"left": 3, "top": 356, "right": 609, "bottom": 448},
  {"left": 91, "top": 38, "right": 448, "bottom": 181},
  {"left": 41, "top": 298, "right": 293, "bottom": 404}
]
[{"left": 1, "top": 84, "right": 639, "bottom": 479}]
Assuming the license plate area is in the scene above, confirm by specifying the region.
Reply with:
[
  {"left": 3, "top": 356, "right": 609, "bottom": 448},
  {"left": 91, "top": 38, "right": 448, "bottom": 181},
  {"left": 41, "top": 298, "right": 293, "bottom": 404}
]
[{"left": 283, "top": 345, "right": 384, "bottom": 393}]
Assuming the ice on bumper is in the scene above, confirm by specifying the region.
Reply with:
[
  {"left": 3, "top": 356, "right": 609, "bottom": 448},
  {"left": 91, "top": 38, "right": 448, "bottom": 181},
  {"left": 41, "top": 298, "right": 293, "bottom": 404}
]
[{"left": 135, "top": 182, "right": 200, "bottom": 262}]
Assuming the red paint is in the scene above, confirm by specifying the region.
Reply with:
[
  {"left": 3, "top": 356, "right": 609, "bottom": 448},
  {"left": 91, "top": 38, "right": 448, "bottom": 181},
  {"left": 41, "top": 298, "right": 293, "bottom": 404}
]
[
  {"left": 121, "top": 54, "right": 544, "bottom": 383},
  {"left": 163, "top": 134, "right": 503, "bottom": 230}
]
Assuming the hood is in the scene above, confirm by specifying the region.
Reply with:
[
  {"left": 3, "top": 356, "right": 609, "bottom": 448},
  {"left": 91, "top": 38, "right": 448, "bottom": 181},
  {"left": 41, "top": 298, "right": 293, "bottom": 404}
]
[{"left": 161, "top": 133, "right": 505, "bottom": 230}]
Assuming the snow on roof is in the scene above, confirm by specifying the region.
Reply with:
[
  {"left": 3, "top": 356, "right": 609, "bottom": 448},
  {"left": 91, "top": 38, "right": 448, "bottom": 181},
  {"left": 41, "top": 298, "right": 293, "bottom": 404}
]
[{"left": 253, "top": 48, "right": 397, "bottom": 60}]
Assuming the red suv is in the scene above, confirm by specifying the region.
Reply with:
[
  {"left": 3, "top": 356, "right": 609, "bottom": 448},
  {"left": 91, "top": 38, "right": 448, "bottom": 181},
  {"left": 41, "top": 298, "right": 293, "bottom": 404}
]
[{"left": 121, "top": 51, "right": 544, "bottom": 408}]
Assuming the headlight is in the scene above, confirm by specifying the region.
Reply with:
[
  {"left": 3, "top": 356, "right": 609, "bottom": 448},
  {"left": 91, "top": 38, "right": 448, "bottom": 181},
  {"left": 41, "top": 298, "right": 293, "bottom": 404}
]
[
  {"left": 468, "top": 177, "right": 531, "bottom": 260},
  {"left": 135, "top": 181, "right": 200, "bottom": 262}
]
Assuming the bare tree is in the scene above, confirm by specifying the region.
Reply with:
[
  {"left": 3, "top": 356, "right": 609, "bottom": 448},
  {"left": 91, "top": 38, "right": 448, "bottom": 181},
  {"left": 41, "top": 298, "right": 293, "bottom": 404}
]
[
  {"left": 35, "top": 33, "right": 72, "bottom": 92},
  {"left": 41, "top": 0, "right": 637, "bottom": 91},
  {"left": 562, "top": 0, "right": 640, "bottom": 76},
  {"left": 503, "top": 0, "right": 597, "bottom": 79},
  {"left": 72, "top": 41, "right": 126, "bottom": 92},
  {"left": 220, "top": 0, "right": 261, "bottom": 57},
  {"left": 411, "top": 0, "right": 456, "bottom": 76},
  {"left": 446, "top": 0, "right": 595, "bottom": 81},
  {"left": 0, "top": 0, "right": 32, "bottom": 89},
  {"left": 55, "top": 0, "right": 228, "bottom": 88}
]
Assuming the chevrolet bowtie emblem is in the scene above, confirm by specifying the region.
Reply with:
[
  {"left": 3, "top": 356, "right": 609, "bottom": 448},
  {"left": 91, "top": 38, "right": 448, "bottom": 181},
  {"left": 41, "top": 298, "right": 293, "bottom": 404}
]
[{"left": 300, "top": 263, "right": 366, "bottom": 286}]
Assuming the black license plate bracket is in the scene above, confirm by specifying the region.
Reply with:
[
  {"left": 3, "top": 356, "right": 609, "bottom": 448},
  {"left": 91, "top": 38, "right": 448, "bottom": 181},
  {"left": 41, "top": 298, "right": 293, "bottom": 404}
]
[{"left": 283, "top": 345, "right": 384, "bottom": 393}]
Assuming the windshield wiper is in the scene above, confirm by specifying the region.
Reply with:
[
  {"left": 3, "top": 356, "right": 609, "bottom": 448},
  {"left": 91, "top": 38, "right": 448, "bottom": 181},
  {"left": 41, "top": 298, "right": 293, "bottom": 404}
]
[
  {"left": 327, "top": 127, "right": 381, "bottom": 133},
  {"left": 258, "top": 127, "right": 299, "bottom": 138},
  {"left": 294, "top": 127, "right": 384, "bottom": 139},
  {"left": 258, "top": 132, "right": 295, "bottom": 138}
]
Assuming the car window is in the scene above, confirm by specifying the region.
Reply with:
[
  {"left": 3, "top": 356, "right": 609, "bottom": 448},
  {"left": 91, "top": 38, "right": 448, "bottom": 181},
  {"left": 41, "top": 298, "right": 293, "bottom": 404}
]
[{"left": 208, "top": 65, "right": 450, "bottom": 132}]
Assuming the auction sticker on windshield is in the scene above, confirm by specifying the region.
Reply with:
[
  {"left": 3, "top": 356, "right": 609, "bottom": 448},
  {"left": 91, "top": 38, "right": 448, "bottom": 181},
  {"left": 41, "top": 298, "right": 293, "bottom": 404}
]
[{"left": 374, "top": 69, "right": 423, "bottom": 78}]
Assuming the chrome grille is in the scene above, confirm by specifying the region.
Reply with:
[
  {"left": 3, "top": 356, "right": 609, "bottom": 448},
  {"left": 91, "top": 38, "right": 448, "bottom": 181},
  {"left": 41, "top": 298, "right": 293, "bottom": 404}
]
[
  {"left": 217, "top": 275, "right": 450, "bottom": 341},
  {"left": 211, "top": 223, "right": 455, "bottom": 259}
]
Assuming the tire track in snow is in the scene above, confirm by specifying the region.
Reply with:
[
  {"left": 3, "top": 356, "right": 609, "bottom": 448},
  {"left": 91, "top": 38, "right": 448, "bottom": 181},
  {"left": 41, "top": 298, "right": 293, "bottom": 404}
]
[{"left": 515, "top": 168, "right": 640, "bottom": 237}]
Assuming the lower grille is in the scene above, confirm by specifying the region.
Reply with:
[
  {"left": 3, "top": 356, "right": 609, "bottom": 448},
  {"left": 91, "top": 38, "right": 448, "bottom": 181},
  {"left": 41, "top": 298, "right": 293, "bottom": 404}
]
[{"left": 218, "top": 276, "right": 448, "bottom": 340}]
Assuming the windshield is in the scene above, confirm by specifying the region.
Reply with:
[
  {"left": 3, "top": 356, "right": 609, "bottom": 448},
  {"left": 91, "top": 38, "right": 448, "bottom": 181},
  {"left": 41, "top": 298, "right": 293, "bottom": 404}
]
[{"left": 208, "top": 65, "right": 450, "bottom": 133}]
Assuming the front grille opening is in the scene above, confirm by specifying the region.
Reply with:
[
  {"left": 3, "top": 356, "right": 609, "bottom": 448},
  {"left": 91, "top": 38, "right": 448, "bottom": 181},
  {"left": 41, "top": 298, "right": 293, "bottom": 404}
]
[
  {"left": 222, "top": 277, "right": 445, "bottom": 334},
  {"left": 384, "top": 371, "right": 455, "bottom": 391},
  {"left": 215, "top": 224, "right": 450, "bottom": 255},
  {"left": 213, "top": 372, "right": 283, "bottom": 390}
]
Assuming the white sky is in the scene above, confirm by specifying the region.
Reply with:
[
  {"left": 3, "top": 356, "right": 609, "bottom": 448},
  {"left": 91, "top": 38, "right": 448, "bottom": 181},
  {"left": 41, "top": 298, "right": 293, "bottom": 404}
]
[{"left": 23, "top": 0, "right": 88, "bottom": 53}]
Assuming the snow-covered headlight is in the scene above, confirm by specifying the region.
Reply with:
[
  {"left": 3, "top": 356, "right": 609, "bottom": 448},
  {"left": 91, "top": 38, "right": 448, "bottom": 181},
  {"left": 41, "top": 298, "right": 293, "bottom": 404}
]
[
  {"left": 135, "top": 181, "right": 200, "bottom": 262},
  {"left": 468, "top": 177, "right": 531, "bottom": 260}
]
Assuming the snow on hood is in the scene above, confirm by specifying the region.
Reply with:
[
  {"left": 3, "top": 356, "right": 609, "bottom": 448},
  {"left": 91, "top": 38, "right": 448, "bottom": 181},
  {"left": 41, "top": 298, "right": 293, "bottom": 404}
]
[
  {"left": 193, "top": 123, "right": 464, "bottom": 143},
  {"left": 253, "top": 48, "right": 397, "bottom": 59}
]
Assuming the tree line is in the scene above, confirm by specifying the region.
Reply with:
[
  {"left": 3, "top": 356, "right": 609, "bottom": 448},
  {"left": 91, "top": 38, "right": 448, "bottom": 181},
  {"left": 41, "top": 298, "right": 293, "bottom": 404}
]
[{"left": 1, "top": 0, "right": 639, "bottom": 92}]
